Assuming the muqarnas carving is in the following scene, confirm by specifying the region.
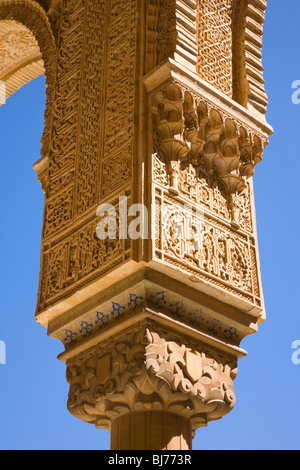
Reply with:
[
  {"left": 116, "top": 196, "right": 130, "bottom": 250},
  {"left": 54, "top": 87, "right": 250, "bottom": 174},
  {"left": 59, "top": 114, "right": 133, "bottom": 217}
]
[{"left": 152, "top": 82, "right": 266, "bottom": 205}]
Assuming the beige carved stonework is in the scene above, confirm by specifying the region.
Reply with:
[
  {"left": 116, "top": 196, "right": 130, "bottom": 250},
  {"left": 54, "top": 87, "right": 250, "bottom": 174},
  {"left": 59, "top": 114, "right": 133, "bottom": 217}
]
[
  {"left": 0, "top": 0, "right": 273, "bottom": 450},
  {"left": 197, "top": 0, "right": 233, "bottom": 96},
  {"left": 66, "top": 319, "right": 237, "bottom": 449},
  {"left": 0, "top": 20, "right": 44, "bottom": 98},
  {"left": 145, "top": 328, "right": 236, "bottom": 405},
  {"left": 232, "top": 0, "right": 269, "bottom": 116}
]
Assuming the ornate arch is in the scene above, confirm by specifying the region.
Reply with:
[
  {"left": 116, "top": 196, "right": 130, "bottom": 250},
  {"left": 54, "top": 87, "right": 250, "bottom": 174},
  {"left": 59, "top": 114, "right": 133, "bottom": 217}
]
[
  {"left": 36, "top": 0, "right": 63, "bottom": 40},
  {"left": 0, "top": 0, "right": 57, "bottom": 169},
  {"left": 232, "top": 0, "right": 269, "bottom": 116}
]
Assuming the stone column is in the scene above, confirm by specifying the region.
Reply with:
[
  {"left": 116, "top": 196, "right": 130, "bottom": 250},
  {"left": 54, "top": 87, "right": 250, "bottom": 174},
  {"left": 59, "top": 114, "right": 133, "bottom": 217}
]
[
  {"left": 110, "top": 412, "right": 192, "bottom": 450},
  {"left": 64, "top": 318, "right": 238, "bottom": 450},
  {"left": 0, "top": 0, "right": 273, "bottom": 450}
]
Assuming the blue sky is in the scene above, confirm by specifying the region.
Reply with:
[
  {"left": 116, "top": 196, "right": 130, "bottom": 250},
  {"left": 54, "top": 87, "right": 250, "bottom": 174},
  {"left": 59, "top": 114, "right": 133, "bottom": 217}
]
[{"left": 0, "top": 1, "right": 300, "bottom": 450}]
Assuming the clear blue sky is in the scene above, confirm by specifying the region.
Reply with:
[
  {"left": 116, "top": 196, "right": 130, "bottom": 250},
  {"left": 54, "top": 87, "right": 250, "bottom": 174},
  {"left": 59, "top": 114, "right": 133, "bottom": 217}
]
[{"left": 0, "top": 1, "right": 299, "bottom": 450}]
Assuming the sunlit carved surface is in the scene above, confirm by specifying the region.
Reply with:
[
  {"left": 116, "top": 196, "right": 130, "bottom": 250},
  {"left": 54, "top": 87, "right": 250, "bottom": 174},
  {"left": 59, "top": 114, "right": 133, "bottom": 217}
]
[
  {"left": 0, "top": 20, "right": 44, "bottom": 100},
  {"left": 0, "top": 0, "right": 272, "bottom": 450},
  {"left": 197, "top": 0, "right": 232, "bottom": 96}
]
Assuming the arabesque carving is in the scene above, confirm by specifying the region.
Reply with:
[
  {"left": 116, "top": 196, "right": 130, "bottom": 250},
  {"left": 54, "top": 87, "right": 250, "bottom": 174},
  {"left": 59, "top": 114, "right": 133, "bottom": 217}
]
[
  {"left": 66, "top": 320, "right": 237, "bottom": 432},
  {"left": 232, "top": 0, "right": 269, "bottom": 115},
  {"left": 36, "top": 0, "right": 136, "bottom": 311},
  {"left": 145, "top": 328, "right": 236, "bottom": 403},
  {"left": 153, "top": 189, "right": 260, "bottom": 305},
  {"left": 146, "top": 0, "right": 269, "bottom": 116},
  {"left": 196, "top": 0, "right": 232, "bottom": 96},
  {"left": 0, "top": 20, "right": 44, "bottom": 86},
  {"left": 0, "top": 0, "right": 272, "bottom": 450},
  {"left": 146, "top": 0, "right": 198, "bottom": 74},
  {"left": 153, "top": 156, "right": 253, "bottom": 232}
]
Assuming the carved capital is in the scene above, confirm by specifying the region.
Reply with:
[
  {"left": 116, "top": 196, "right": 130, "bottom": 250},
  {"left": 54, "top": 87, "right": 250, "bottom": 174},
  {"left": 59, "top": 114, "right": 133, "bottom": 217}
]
[
  {"left": 66, "top": 320, "right": 237, "bottom": 433},
  {"left": 145, "top": 329, "right": 236, "bottom": 405}
]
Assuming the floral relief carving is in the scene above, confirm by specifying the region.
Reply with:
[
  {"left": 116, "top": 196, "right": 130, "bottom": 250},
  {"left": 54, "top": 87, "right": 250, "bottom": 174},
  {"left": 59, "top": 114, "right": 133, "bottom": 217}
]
[
  {"left": 146, "top": 0, "right": 269, "bottom": 115},
  {"left": 0, "top": 0, "right": 271, "bottom": 448},
  {"left": 66, "top": 321, "right": 237, "bottom": 431},
  {"left": 35, "top": 0, "right": 137, "bottom": 310},
  {"left": 153, "top": 155, "right": 253, "bottom": 233},
  {"left": 38, "top": 193, "right": 132, "bottom": 311},
  {"left": 232, "top": 0, "right": 269, "bottom": 116},
  {"left": 145, "top": 329, "right": 236, "bottom": 405}
]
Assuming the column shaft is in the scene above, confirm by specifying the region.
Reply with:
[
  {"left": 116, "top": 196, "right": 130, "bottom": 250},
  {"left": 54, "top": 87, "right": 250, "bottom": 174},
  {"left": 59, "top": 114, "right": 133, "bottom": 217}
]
[{"left": 110, "top": 412, "right": 192, "bottom": 451}]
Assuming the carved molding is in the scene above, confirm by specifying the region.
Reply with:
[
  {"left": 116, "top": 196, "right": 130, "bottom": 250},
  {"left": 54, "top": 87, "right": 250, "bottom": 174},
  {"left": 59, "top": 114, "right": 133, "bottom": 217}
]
[
  {"left": 44, "top": 0, "right": 63, "bottom": 40},
  {"left": 0, "top": 20, "right": 45, "bottom": 112},
  {"left": 232, "top": 0, "right": 269, "bottom": 116},
  {"left": 146, "top": 0, "right": 160, "bottom": 73},
  {"left": 66, "top": 320, "right": 237, "bottom": 432},
  {"left": 145, "top": 0, "right": 198, "bottom": 75},
  {"left": 29, "top": 1, "right": 63, "bottom": 40}
]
